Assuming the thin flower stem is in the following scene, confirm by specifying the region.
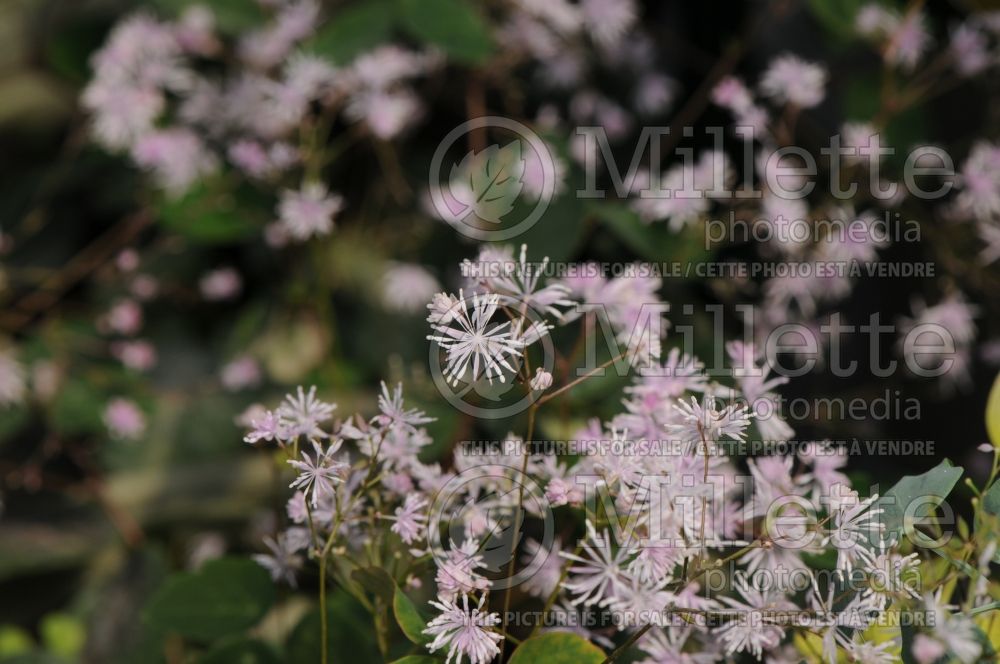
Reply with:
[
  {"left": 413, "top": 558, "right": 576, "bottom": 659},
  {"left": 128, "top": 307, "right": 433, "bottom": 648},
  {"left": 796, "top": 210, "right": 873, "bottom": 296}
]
[
  {"left": 499, "top": 402, "right": 537, "bottom": 660},
  {"left": 536, "top": 354, "right": 625, "bottom": 406}
]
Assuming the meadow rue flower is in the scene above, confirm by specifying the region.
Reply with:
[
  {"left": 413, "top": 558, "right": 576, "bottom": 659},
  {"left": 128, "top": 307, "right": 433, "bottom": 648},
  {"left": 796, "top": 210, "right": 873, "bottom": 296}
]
[
  {"left": 220, "top": 356, "right": 261, "bottom": 391},
  {"left": 423, "top": 593, "right": 503, "bottom": 664},
  {"left": 277, "top": 182, "right": 344, "bottom": 241},
  {"left": 825, "top": 485, "right": 882, "bottom": 572},
  {"left": 381, "top": 263, "right": 441, "bottom": 314},
  {"left": 243, "top": 409, "right": 286, "bottom": 445},
  {"left": 561, "top": 522, "right": 632, "bottom": 606},
  {"left": 435, "top": 539, "right": 491, "bottom": 599},
  {"left": 631, "top": 150, "right": 732, "bottom": 230},
  {"left": 580, "top": 0, "right": 637, "bottom": 49},
  {"left": 287, "top": 439, "right": 347, "bottom": 508},
  {"left": 82, "top": 13, "right": 190, "bottom": 150},
  {"left": 669, "top": 395, "right": 752, "bottom": 447},
  {"left": 759, "top": 53, "right": 827, "bottom": 108},
  {"left": 856, "top": 3, "right": 899, "bottom": 36},
  {"left": 130, "top": 128, "right": 217, "bottom": 196},
  {"left": 103, "top": 398, "right": 146, "bottom": 440},
  {"left": 277, "top": 385, "right": 336, "bottom": 439},
  {"left": 376, "top": 381, "right": 433, "bottom": 432},
  {"left": 715, "top": 575, "right": 793, "bottom": 659},
  {"left": 427, "top": 289, "right": 526, "bottom": 386},
  {"left": 956, "top": 141, "right": 1000, "bottom": 219},
  {"left": 950, "top": 23, "right": 991, "bottom": 76},
  {"left": 198, "top": 267, "right": 242, "bottom": 301},
  {"left": 886, "top": 11, "right": 931, "bottom": 71},
  {"left": 111, "top": 340, "right": 158, "bottom": 371},
  {"left": 529, "top": 367, "right": 553, "bottom": 391},
  {"left": 389, "top": 494, "right": 428, "bottom": 544},
  {"left": 924, "top": 591, "right": 983, "bottom": 663},
  {"left": 0, "top": 350, "right": 27, "bottom": 407},
  {"left": 858, "top": 538, "right": 921, "bottom": 610},
  {"left": 712, "top": 76, "right": 754, "bottom": 113},
  {"left": 911, "top": 634, "right": 947, "bottom": 664},
  {"left": 520, "top": 537, "right": 564, "bottom": 598},
  {"left": 634, "top": 73, "right": 675, "bottom": 115},
  {"left": 252, "top": 531, "right": 304, "bottom": 588},
  {"left": 462, "top": 244, "right": 574, "bottom": 321},
  {"left": 102, "top": 299, "right": 143, "bottom": 336}
]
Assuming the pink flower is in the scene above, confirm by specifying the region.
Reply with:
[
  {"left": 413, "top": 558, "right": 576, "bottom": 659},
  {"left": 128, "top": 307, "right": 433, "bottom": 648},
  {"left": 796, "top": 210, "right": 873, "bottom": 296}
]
[
  {"left": 220, "top": 356, "right": 261, "bottom": 391},
  {"left": 277, "top": 182, "right": 344, "bottom": 240},
  {"left": 199, "top": 267, "right": 242, "bottom": 301},
  {"left": 759, "top": 53, "right": 827, "bottom": 108},
  {"left": 103, "top": 299, "right": 143, "bottom": 336},
  {"left": 390, "top": 494, "right": 428, "bottom": 544},
  {"left": 103, "top": 398, "right": 146, "bottom": 440},
  {"left": 111, "top": 340, "right": 157, "bottom": 371},
  {"left": 423, "top": 593, "right": 503, "bottom": 664},
  {"left": 131, "top": 128, "right": 218, "bottom": 196},
  {"left": 712, "top": 76, "right": 754, "bottom": 113},
  {"left": 951, "top": 23, "right": 991, "bottom": 76}
]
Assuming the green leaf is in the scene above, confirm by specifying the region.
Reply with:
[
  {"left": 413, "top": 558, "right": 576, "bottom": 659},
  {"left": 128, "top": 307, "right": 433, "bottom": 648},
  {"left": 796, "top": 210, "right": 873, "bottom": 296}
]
[
  {"left": 50, "top": 379, "right": 105, "bottom": 436},
  {"left": 0, "top": 625, "right": 33, "bottom": 655},
  {"left": 982, "top": 479, "right": 1000, "bottom": 516},
  {"left": 393, "top": 586, "right": 429, "bottom": 645},
  {"left": 874, "top": 459, "right": 963, "bottom": 544},
  {"left": 986, "top": 371, "right": 1000, "bottom": 449},
  {"left": 588, "top": 201, "right": 670, "bottom": 259},
  {"left": 39, "top": 614, "right": 84, "bottom": 658},
  {"left": 508, "top": 632, "right": 606, "bottom": 664},
  {"left": 0, "top": 407, "right": 29, "bottom": 444},
  {"left": 351, "top": 566, "right": 395, "bottom": 603},
  {"left": 308, "top": 1, "right": 395, "bottom": 64},
  {"left": 388, "top": 657, "right": 440, "bottom": 664},
  {"left": 805, "top": 0, "right": 863, "bottom": 41},
  {"left": 157, "top": 179, "right": 264, "bottom": 244},
  {"left": 285, "top": 594, "right": 380, "bottom": 664},
  {"left": 396, "top": 0, "right": 494, "bottom": 64},
  {"left": 197, "top": 638, "right": 279, "bottom": 664},
  {"left": 144, "top": 557, "right": 275, "bottom": 642},
  {"left": 152, "top": 0, "right": 263, "bottom": 34}
]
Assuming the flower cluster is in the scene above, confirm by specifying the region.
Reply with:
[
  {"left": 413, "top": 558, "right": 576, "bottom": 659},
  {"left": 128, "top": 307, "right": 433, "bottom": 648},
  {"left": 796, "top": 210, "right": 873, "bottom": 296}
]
[{"left": 235, "top": 246, "right": 997, "bottom": 663}]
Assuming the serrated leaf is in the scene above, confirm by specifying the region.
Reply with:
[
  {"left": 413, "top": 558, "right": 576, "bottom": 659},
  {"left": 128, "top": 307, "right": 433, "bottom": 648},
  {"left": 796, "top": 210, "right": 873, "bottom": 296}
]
[
  {"left": 144, "top": 558, "right": 274, "bottom": 642},
  {"left": 874, "top": 459, "right": 963, "bottom": 545},
  {"left": 308, "top": 1, "right": 395, "bottom": 64},
  {"left": 392, "top": 586, "right": 429, "bottom": 645},
  {"left": 451, "top": 141, "right": 525, "bottom": 224},
  {"left": 508, "top": 632, "right": 606, "bottom": 664},
  {"left": 396, "top": 0, "right": 494, "bottom": 64}
]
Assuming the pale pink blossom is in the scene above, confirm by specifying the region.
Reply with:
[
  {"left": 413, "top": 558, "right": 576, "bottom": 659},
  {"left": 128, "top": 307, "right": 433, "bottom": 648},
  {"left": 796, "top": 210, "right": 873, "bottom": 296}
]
[
  {"left": 199, "top": 267, "right": 242, "bottom": 301},
  {"left": 759, "top": 54, "right": 827, "bottom": 108},
  {"left": 103, "top": 398, "right": 146, "bottom": 440},
  {"left": 277, "top": 182, "right": 344, "bottom": 240}
]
